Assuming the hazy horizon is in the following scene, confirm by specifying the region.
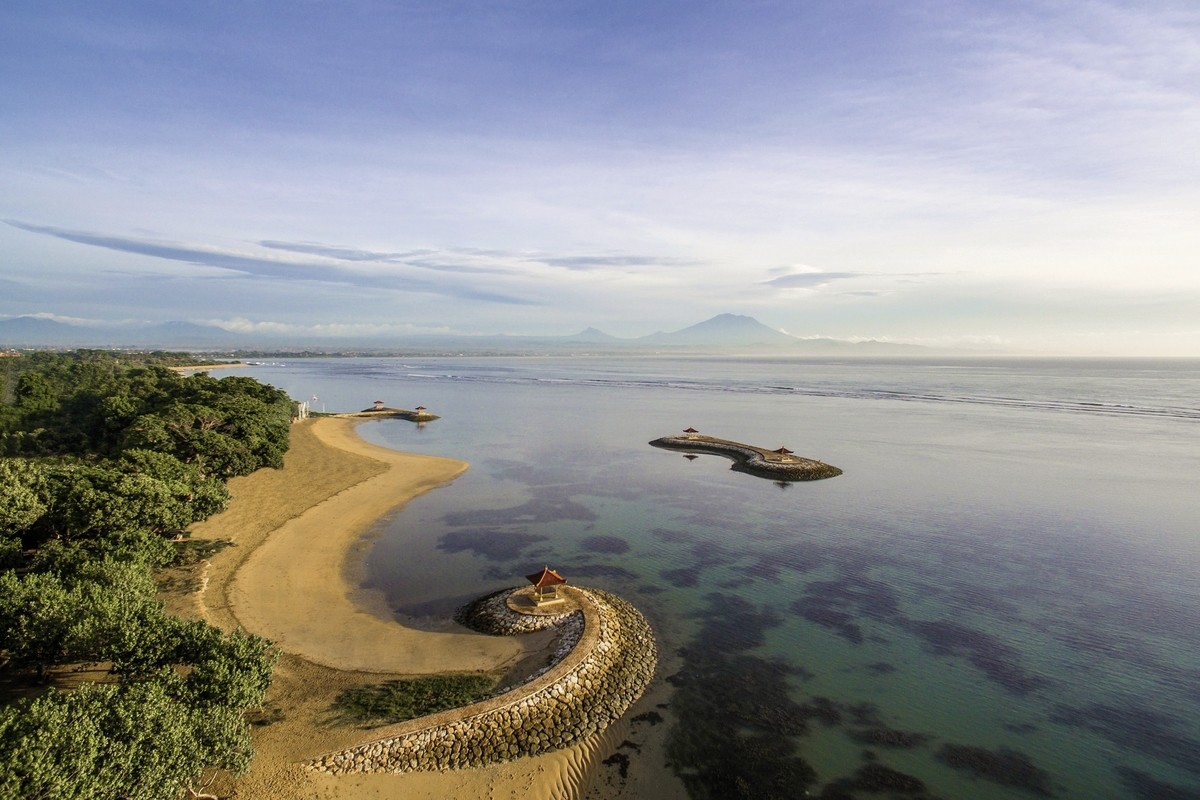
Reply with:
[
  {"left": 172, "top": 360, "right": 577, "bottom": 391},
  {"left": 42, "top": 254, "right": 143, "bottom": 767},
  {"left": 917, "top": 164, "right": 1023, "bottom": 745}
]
[{"left": 4, "top": 2, "right": 1199, "bottom": 357}]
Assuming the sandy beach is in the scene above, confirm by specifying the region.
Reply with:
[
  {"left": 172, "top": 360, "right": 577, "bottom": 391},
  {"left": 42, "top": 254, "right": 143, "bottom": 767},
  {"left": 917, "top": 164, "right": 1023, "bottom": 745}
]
[{"left": 171, "top": 417, "right": 683, "bottom": 799}]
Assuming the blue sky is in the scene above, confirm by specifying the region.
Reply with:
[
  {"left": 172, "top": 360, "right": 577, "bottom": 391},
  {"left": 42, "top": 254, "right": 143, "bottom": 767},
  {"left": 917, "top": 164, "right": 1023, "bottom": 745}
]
[{"left": 3, "top": 1, "right": 1198, "bottom": 354}]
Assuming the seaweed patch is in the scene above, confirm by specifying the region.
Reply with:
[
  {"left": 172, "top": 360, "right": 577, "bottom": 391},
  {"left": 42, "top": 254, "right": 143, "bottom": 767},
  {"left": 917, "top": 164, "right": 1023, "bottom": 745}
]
[
  {"left": 581, "top": 534, "right": 629, "bottom": 554},
  {"left": 937, "top": 743, "right": 1056, "bottom": 796},
  {"left": 437, "top": 529, "right": 547, "bottom": 561},
  {"left": 1051, "top": 703, "right": 1200, "bottom": 777},
  {"left": 791, "top": 601, "right": 865, "bottom": 644},
  {"left": 665, "top": 594, "right": 819, "bottom": 797},
  {"left": 1115, "top": 766, "right": 1200, "bottom": 800},
  {"left": 849, "top": 726, "right": 932, "bottom": 749},
  {"left": 906, "top": 619, "right": 1047, "bottom": 695}
]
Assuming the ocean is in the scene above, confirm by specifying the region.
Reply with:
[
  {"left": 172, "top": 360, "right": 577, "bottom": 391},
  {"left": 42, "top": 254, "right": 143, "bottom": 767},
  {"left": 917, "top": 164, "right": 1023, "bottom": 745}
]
[{"left": 224, "top": 355, "right": 1200, "bottom": 799}]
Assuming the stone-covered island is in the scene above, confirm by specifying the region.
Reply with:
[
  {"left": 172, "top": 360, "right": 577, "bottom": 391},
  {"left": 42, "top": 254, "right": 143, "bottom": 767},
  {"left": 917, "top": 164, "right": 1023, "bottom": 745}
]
[{"left": 651, "top": 430, "right": 842, "bottom": 481}]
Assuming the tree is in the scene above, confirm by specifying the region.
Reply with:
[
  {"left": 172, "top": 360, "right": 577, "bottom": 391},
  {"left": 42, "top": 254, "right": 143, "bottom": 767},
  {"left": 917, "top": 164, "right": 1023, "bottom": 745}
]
[
  {"left": 0, "top": 351, "right": 288, "bottom": 796},
  {"left": 0, "top": 571, "right": 78, "bottom": 680},
  {"left": 0, "top": 458, "right": 47, "bottom": 536},
  {"left": 0, "top": 679, "right": 252, "bottom": 800}
]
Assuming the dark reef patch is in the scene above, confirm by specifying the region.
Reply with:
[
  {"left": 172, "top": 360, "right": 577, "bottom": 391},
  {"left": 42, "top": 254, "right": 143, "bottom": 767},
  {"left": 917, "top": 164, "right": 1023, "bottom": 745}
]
[
  {"left": 796, "top": 696, "right": 843, "bottom": 727},
  {"left": 847, "top": 762, "right": 929, "bottom": 793},
  {"left": 698, "top": 593, "right": 782, "bottom": 651},
  {"left": 1051, "top": 703, "right": 1200, "bottom": 777},
  {"left": 580, "top": 534, "right": 629, "bottom": 554},
  {"left": 651, "top": 526, "right": 693, "bottom": 544},
  {"left": 906, "top": 619, "right": 1046, "bottom": 695},
  {"left": 442, "top": 495, "right": 597, "bottom": 527},
  {"left": 661, "top": 566, "right": 702, "bottom": 588},
  {"left": 665, "top": 594, "right": 819, "bottom": 798},
  {"left": 437, "top": 529, "right": 547, "bottom": 561},
  {"left": 660, "top": 541, "right": 740, "bottom": 589},
  {"left": 849, "top": 726, "right": 932, "bottom": 749},
  {"left": 748, "top": 542, "right": 825, "bottom": 580},
  {"left": 937, "top": 744, "right": 1055, "bottom": 796},
  {"left": 846, "top": 702, "right": 883, "bottom": 726},
  {"left": 792, "top": 601, "right": 865, "bottom": 644},
  {"left": 1116, "top": 766, "right": 1200, "bottom": 800},
  {"left": 788, "top": 567, "right": 908, "bottom": 648},
  {"left": 865, "top": 661, "right": 897, "bottom": 675}
]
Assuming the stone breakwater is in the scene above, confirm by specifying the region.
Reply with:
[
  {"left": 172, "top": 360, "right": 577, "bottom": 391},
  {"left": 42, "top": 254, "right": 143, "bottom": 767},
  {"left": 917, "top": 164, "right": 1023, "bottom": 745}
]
[
  {"left": 306, "top": 585, "right": 656, "bottom": 775},
  {"left": 650, "top": 434, "right": 843, "bottom": 481},
  {"left": 454, "top": 588, "right": 584, "bottom": 690}
]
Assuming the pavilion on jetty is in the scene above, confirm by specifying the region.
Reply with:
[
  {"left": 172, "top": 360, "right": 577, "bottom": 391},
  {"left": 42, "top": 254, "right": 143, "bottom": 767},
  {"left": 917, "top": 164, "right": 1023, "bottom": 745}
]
[
  {"left": 526, "top": 566, "right": 568, "bottom": 605},
  {"left": 347, "top": 401, "right": 439, "bottom": 422},
  {"left": 650, "top": 428, "right": 842, "bottom": 481}
]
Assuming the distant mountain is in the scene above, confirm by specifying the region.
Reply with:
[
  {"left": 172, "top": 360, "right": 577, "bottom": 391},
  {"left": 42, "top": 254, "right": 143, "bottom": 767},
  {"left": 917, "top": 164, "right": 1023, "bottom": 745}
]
[
  {"left": 0, "top": 312, "right": 933, "bottom": 355},
  {"left": 565, "top": 326, "right": 620, "bottom": 343},
  {"left": 139, "top": 321, "right": 242, "bottom": 346},
  {"left": 0, "top": 316, "right": 100, "bottom": 346},
  {"left": 639, "top": 314, "right": 798, "bottom": 347},
  {"left": 0, "top": 316, "right": 241, "bottom": 349}
]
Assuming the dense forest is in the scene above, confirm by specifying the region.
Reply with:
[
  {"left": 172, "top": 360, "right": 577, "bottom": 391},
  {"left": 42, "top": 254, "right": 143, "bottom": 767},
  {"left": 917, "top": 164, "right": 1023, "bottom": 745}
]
[{"left": 0, "top": 351, "right": 293, "bottom": 799}]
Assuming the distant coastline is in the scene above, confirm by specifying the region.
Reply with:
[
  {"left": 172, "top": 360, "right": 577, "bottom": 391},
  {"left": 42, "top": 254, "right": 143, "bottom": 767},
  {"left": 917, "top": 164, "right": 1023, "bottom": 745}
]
[{"left": 169, "top": 361, "right": 246, "bottom": 372}]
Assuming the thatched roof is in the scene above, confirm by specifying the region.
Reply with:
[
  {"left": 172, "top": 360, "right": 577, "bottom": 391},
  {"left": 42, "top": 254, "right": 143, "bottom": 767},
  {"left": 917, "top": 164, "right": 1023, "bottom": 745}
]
[{"left": 526, "top": 566, "right": 567, "bottom": 589}]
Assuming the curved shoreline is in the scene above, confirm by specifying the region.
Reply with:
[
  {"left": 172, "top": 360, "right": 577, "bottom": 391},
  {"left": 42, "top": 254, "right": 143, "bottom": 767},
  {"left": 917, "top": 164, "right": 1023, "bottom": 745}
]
[
  {"left": 223, "top": 418, "right": 525, "bottom": 674},
  {"left": 180, "top": 417, "right": 679, "bottom": 799},
  {"left": 650, "top": 434, "right": 843, "bottom": 480}
]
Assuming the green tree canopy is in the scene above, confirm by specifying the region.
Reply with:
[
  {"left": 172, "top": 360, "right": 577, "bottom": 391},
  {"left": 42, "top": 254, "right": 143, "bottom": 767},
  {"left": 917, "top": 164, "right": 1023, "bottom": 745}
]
[{"left": 0, "top": 351, "right": 287, "bottom": 797}]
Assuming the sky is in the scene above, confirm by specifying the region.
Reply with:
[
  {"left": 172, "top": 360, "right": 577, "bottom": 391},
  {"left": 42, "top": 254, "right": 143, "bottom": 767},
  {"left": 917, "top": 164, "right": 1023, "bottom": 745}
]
[{"left": 2, "top": 1, "right": 1199, "bottom": 355}]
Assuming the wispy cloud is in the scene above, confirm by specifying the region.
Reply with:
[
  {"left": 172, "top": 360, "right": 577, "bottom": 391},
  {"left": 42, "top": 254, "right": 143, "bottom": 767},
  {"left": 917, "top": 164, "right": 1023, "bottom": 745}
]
[
  {"left": 257, "top": 241, "right": 510, "bottom": 275},
  {"left": 257, "top": 240, "right": 437, "bottom": 263},
  {"left": 6, "top": 221, "right": 537, "bottom": 306},
  {"left": 534, "top": 255, "right": 701, "bottom": 271},
  {"left": 763, "top": 271, "right": 862, "bottom": 289}
]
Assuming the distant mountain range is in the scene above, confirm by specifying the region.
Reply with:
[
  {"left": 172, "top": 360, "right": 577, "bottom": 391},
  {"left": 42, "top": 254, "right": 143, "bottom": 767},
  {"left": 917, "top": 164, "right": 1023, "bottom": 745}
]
[
  {"left": 0, "top": 313, "right": 927, "bottom": 355},
  {"left": 639, "top": 313, "right": 800, "bottom": 347},
  {"left": 0, "top": 317, "right": 243, "bottom": 348}
]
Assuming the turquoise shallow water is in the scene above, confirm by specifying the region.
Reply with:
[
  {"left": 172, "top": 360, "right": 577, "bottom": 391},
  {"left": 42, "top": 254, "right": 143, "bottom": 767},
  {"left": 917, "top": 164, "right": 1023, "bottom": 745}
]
[{"left": 226, "top": 356, "right": 1200, "bottom": 799}]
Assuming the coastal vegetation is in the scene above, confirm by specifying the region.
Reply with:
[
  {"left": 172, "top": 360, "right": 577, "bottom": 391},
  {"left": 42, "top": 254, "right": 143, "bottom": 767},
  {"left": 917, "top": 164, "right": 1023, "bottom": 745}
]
[
  {"left": 334, "top": 674, "right": 496, "bottom": 726},
  {"left": 0, "top": 350, "right": 291, "bottom": 799}
]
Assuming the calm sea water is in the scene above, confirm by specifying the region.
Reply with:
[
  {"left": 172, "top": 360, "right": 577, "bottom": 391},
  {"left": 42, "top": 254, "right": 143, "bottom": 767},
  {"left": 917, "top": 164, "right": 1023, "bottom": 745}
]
[{"left": 225, "top": 356, "right": 1200, "bottom": 799}]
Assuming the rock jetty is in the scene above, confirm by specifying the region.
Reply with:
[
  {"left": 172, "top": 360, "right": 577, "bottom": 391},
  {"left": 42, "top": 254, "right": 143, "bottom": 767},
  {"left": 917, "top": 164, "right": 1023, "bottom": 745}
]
[
  {"left": 345, "top": 405, "right": 439, "bottom": 422},
  {"left": 306, "top": 585, "right": 656, "bottom": 775},
  {"left": 651, "top": 433, "right": 842, "bottom": 481}
]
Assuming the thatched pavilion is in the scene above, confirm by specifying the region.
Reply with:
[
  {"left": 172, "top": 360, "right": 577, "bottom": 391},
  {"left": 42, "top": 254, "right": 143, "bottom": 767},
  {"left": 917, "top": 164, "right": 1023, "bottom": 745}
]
[{"left": 526, "top": 566, "right": 567, "bottom": 604}]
